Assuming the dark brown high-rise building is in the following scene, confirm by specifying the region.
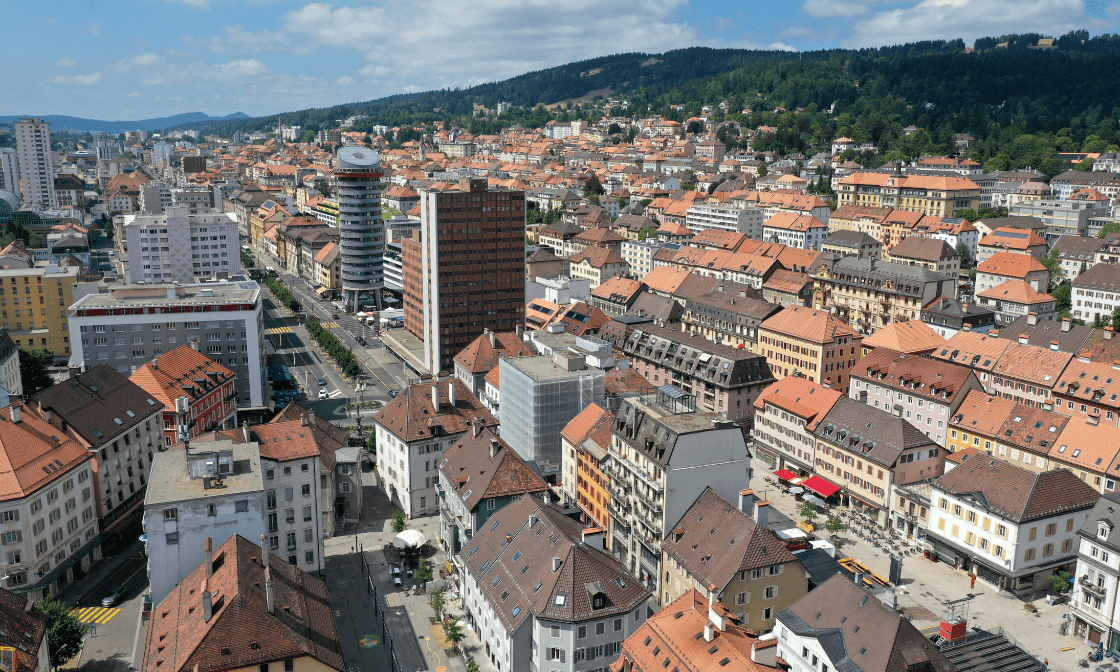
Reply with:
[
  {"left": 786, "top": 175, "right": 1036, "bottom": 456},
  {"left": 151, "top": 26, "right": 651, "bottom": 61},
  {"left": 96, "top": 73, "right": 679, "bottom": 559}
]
[{"left": 402, "top": 178, "right": 526, "bottom": 374}]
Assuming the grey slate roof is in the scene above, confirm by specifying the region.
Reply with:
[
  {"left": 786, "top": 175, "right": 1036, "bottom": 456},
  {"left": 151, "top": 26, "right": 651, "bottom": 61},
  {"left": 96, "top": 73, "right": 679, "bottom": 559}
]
[{"left": 814, "top": 397, "right": 938, "bottom": 468}]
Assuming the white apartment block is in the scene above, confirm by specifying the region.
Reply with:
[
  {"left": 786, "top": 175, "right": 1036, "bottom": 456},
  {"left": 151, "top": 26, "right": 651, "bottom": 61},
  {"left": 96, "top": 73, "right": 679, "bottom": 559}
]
[
  {"left": 1069, "top": 495, "right": 1120, "bottom": 648},
  {"left": 14, "top": 118, "right": 56, "bottom": 210},
  {"left": 763, "top": 215, "right": 828, "bottom": 251},
  {"left": 0, "top": 148, "right": 19, "bottom": 196},
  {"left": 121, "top": 206, "right": 240, "bottom": 284},
  {"left": 621, "top": 240, "right": 662, "bottom": 278},
  {"left": 0, "top": 403, "right": 100, "bottom": 601},
  {"left": 684, "top": 204, "right": 763, "bottom": 238},
  {"left": 68, "top": 282, "right": 265, "bottom": 407},
  {"left": 144, "top": 439, "right": 266, "bottom": 604},
  {"left": 256, "top": 430, "right": 325, "bottom": 574}
]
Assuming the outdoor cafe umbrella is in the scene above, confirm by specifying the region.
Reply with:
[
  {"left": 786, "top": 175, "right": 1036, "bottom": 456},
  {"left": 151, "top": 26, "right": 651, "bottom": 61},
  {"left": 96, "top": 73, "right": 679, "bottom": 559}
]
[
  {"left": 789, "top": 487, "right": 805, "bottom": 494},
  {"left": 392, "top": 529, "right": 427, "bottom": 549},
  {"left": 803, "top": 494, "right": 827, "bottom": 507}
]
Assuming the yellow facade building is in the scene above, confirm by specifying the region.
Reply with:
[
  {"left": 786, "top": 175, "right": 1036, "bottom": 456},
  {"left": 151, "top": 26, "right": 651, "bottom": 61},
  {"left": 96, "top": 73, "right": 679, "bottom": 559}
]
[{"left": 3, "top": 264, "right": 80, "bottom": 362}]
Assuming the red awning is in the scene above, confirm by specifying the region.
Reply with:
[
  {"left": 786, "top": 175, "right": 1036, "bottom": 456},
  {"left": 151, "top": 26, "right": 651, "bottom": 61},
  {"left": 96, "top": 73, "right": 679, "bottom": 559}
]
[
  {"left": 802, "top": 475, "right": 841, "bottom": 498},
  {"left": 773, "top": 469, "right": 797, "bottom": 481}
]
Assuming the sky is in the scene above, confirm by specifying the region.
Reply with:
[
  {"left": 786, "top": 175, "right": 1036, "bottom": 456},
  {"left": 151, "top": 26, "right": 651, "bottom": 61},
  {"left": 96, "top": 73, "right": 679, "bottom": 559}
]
[{"left": 4, "top": 0, "right": 1119, "bottom": 121}]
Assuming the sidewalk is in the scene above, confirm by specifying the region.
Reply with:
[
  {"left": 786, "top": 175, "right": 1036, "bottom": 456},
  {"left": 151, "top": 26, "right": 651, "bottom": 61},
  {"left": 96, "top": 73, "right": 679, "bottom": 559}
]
[{"left": 750, "top": 455, "right": 1084, "bottom": 672}]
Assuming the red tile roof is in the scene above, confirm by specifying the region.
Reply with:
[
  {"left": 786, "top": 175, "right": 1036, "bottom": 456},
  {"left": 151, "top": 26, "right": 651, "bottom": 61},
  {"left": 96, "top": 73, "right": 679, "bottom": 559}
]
[
  {"left": 129, "top": 345, "right": 236, "bottom": 407},
  {"left": 0, "top": 402, "right": 92, "bottom": 503},
  {"left": 760, "top": 305, "right": 860, "bottom": 344},
  {"left": 373, "top": 379, "right": 497, "bottom": 444},
  {"left": 753, "top": 378, "right": 842, "bottom": 430},
  {"left": 142, "top": 535, "right": 344, "bottom": 672}
]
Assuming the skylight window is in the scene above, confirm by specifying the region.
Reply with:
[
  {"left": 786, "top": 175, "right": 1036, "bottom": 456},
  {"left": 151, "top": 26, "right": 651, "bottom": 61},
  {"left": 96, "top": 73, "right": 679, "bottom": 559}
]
[
  {"left": 554, "top": 595, "right": 566, "bottom": 606},
  {"left": 534, "top": 581, "right": 543, "bottom": 592},
  {"left": 511, "top": 606, "right": 522, "bottom": 617}
]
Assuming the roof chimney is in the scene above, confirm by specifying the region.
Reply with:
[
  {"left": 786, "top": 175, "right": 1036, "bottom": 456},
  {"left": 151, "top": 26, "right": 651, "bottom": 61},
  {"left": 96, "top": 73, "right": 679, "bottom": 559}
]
[
  {"left": 754, "top": 500, "right": 770, "bottom": 529},
  {"left": 191, "top": 337, "right": 200, "bottom": 351},
  {"left": 265, "top": 568, "right": 275, "bottom": 614},
  {"left": 448, "top": 381, "right": 455, "bottom": 406},
  {"left": 1018, "top": 333, "right": 1028, "bottom": 345},
  {"left": 489, "top": 439, "right": 501, "bottom": 458},
  {"left": 1051, "top": 340, "right": 1060, "bottom": 351},
  {"left": 205, "top": 537, "right": 214, "bottom": 577},
  {"left": 202, "top": 578, "right": 213, "bottom": 621},
  {"left": 42, "top": 409, "right": 52, "bottom": 425},
  {"left": 1106, "top": 327, "right": 1114, "bottom": 341},
  {"left": 153, "top": 356, "right": 159, "bottom": 371},
  {"left": 738, "top": 488, "right": 755, "bottom": 515},
  {"left": 708, "top": 586, "right": 726, "bottom": 632},
  {"left": 704, "top": 621, "right": 716, "bottom": 642},
  {"left": 9, "top": 403, "right": 21, "bottom": 424},
  {"left": 488, "top": 330, "right": 496, "bottom": 348},
  {"left": 1027, "top": 312, "right": 1038, "bottom": 326},
  {"left": 552, "top": 556, "right": 562, "bottom": 572},
  {"left": 432, "top": 384, "right": 440, "bottom": 412},
  {"left": 472, "top": 417, "right": 483, "bottom": 438},
  {"left": 529, "top": 513, "right": 538, "bottom": 528},
  {"left": 1062, "top": 318, "right": 1072, "bottom": 333},
  {"left": 260, "top": 535, "right": 270, "bottom": 568}
]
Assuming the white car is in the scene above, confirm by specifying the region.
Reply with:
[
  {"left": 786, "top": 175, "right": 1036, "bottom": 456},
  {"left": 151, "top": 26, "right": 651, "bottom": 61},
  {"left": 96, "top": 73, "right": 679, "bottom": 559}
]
[{"left": 318, "top": 388, "right": 328, "bottom": 400}]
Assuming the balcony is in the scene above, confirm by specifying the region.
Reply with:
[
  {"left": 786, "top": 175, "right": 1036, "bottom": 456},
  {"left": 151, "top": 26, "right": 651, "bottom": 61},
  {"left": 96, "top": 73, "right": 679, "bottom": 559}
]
[{"left": 1080, "top": 576, "right": 1108, "bottom": 598}]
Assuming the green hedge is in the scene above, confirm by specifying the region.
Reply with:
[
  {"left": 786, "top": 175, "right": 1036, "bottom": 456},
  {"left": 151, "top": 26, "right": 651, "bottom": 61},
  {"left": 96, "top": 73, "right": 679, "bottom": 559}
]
[
  {"left": 264, "top": 274, "right": 300, "bottom": 312},
  {"left": 306, "top": 316, "right": 361, "bottom": 378}
]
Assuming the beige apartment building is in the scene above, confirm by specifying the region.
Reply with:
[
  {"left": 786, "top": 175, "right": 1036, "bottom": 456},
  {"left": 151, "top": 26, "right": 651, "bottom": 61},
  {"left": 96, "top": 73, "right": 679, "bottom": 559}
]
[
  {"left": 757, "top": 305, "right": 862, "bottom": 394},
  {"left": 837, "top": 173, "right": 980, "bottom": 217}
]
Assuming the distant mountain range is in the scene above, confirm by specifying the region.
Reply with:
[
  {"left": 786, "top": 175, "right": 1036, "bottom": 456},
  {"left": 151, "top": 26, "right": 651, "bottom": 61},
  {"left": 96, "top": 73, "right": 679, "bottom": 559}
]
[{"left": 0, "top": 112, "right": 250, "bottom": 134}]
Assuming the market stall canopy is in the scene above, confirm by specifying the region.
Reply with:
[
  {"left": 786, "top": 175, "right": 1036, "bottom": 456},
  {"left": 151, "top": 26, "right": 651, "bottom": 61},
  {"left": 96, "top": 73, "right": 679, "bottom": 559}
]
[{"left": 393, "top": 529, "right": 427, "bottom": 548}]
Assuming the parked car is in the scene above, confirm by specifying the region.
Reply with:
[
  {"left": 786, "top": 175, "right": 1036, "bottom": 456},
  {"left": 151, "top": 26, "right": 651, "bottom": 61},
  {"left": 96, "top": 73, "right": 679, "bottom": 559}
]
[
  {"left": 318, "top": 388, "right": 328, "bottom": 400},
  {"left": 102, "top": 585, "right": 125, "bottom": 607},
  {"left": 317, "top": 377, "right": 326, "bottom": 387}
]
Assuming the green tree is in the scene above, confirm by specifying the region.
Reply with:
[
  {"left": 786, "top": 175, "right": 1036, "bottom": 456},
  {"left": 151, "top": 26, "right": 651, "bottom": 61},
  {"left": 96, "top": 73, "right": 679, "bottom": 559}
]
[
  {"left": 824, "top": 516, "right": 847, "bottom": 538},
  {"left": 443, "top": 620, "right": 465, "bottom": 651},
  {"left": 19, "top": 348, "right": 54, "bottom": 395},
  {"left": 38, "top": 595, "right": 87, "bottom": 669},
  {"left": 431, "top": 588, "right": 445, "bottom": 615},
  {"left": 1100, "top": 221, "right": 1120, "bottom": 238},
  {"left": 956, "top": 243, "right": 972, "bottom": 268},
  {"left": 467, "top": 662, "right": 480, "bottom": 672},
  {"left": 798, "top": 502, "right": 819, "bottom": 524},
  {"left": 1052, "top": 283, "right": 1073, "bottom": 315},
  {"left": 1040, "top": 248, "right": 1062, "bottom": 289},
  {"left": 638, "top": 226, "right": 658, "bottom": 241},
  {"left": 417, "top": 560, "right": 433, "bottom": 584},
  {"left": 1112, "top": 305, "right": 1120, "bottom": 330},
  {"left": 1046, "top": 570, "right": 1073, "bottom": 594},
  {"left": 392, "top": 508, "right": 406, "bottom": 533}
]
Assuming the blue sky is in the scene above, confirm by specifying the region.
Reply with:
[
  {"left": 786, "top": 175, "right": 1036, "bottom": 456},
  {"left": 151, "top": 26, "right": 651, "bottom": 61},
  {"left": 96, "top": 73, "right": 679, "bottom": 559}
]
[{"left": 4, "top": 0, "right": 1118, "bottom": 121}]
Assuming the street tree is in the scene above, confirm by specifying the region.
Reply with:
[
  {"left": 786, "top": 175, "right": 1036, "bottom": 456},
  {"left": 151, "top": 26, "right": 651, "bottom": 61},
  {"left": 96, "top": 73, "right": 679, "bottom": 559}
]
[
  {"left": 38, "top": 595, "right": 86, "bottom": 669},
  {"left": 392, "top": 508, "right": 406, "bottom": 533},
  {"left": 19, "top": 348, "right": 54, "bottom": 395}
]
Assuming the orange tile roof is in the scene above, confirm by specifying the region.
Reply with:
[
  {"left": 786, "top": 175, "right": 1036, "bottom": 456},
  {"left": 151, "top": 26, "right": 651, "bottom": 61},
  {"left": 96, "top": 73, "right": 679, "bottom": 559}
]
[
  {"left": 976, "top": 279, "right": 1055, "bottom": 305},
  {"left": 251, "top": 420, "right": 321, "bottom": 462},
  {"left": 949, "top": 389, "right": 1015, "bottom": 438},
  {"left": 754, "top": 377, "right": 842, "bottom": 430},
  {"left": 759, "top": 305, "right": 860, "bottom": 344},
  {"left": 976, "top": 251, "right": 1047, "bottom": 278},
  {"left": 641, "top": 266, "right": 692, "bottom": 294},
  {"left": 0, "top": 402, "right": 92, "bottom": 502},
  {"left": 129, "top": 345, "right": 236, "bottom": 408},
  {"left": 861, "top": 320, "right": 946, "bottom": 354},
  {"left": 933, "top": 332, "right": 1012, "bottom": 371}
]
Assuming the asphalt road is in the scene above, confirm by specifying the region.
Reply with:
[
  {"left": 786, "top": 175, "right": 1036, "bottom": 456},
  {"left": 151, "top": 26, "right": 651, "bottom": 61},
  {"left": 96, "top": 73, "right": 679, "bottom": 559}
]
[{"left": 69, "top": 540, "right": 150, "bottom": 672}]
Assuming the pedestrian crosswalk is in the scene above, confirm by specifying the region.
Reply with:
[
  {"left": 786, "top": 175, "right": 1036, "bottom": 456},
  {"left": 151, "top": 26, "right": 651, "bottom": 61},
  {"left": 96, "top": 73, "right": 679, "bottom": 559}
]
[
  {"left": 320, "top": 321, "right": 340, "bottom": 329},
  {"left": 267, "top": 326, "right": 293, "bottom": 334},
  {"left": 328, "top": 389, "right": 344, "bottom": 398},
  {"left": 71, "top": 606, "right": 122, "bottom": 624}
]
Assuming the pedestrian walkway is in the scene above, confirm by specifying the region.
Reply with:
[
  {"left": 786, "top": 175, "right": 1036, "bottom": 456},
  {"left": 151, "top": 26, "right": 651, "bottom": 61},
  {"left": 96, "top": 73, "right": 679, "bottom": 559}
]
[
  {"left": 320, "top": 321, "right": 340, "bottom": 329},
  {"left": 267, "top": 326, "right": 293, "bottom": 334},
  {"left": 71, "top": 606, "right": 122, "bottom": 624}
]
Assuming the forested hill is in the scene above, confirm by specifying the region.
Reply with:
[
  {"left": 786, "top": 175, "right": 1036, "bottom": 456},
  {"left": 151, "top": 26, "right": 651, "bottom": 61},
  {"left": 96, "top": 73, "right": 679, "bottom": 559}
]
[
  {"left": 177, "top": 41, "right": 965, "bottom": 134},
  {"left": 184, "top": 30, "right": 1120, "bottom": 176}
]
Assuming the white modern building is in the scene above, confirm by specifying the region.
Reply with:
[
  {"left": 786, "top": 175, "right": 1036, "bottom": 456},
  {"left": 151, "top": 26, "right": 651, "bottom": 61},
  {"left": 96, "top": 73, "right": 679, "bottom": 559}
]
[
  {"left": 620, "top": 240, "right": 661, "bottom": 278},
  {"left": 685, "top": 203, "right": 763, "bottom": 238},
  {"left": 458, "top": 496, "right": 651, "bottom": 672},
  {"left": 68, "top": 281, "right": 265, "bottom": 407},
  {"left": 336, "top": 145, "right": 385, "bottom": 312},
  {"left": 14, "top": 118, "right": 56, "bottom": 210},
  {"left": 0, "top": 148, "right": 19, "bottom": 196},
  {"left": 143, "top": 438, "right": 266, "bottom": 604},
  {"left": 926, "top": 459, "right": 1098, "bottom": 596},
  {"left": 762, "top": 213, "right": 828, "bottom": 251},
  {"left": 121, "top": 206, "right": 240, "bottom": 284}
]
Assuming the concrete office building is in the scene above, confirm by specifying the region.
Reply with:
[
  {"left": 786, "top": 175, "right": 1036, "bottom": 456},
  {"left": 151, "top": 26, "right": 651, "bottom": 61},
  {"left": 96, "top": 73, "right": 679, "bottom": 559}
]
[
  {"left": 0, "top": 264, "right": 80, "bottom": 363},
  {"left": 143, "top": 439, "right": 266, "bottom": 604},
  {"left": 0, "top": 148, "right": 19, "bottom": 196},
  {"left": 121, "top": 207, "right": 240, "bottom": 284},
  {"left": 684, "top": 203, "right": 763, "bottom": 238},
  {"left": 68, "top": 282, "right": 265, "bottom": 407},
  {"left": 14, "top": 118, "right": 56, "bottom": 210},
  {"left": 403, "top": 178, "right": 526, "bottom": 373},
  {"left": 499, "top": 349, "right": 606, "bottom": 480},
  {"left": 335, "top": 146, "right": 386, "bottom": 312}
]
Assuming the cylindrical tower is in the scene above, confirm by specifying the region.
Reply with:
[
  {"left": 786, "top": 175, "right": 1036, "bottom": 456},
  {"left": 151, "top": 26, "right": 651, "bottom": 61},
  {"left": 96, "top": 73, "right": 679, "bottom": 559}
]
[{"left": 335, "top": 146, "right": 385, "bottom": 312}]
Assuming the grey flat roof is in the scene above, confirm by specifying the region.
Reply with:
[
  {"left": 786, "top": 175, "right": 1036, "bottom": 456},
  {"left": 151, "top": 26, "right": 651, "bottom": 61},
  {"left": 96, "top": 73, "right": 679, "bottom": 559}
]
[
  {"left": 504, "top": 354, "right": 601, "bottom": 381},
  {"left": 145, "top": 440, "right": 263, "bottom": 505},
  {"left": 71, "top": 282, "right": 259, "bottom": 309}
]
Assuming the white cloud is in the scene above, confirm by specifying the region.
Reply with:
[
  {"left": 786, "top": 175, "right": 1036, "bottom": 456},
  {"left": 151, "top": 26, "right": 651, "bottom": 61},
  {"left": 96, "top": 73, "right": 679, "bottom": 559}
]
[
  {"left": 275, "top": 0, "right": 703, "bottom": 98},
  {"left": 769, "top": 41, "right": 799, "bottom": 51},
  {"left": 56, "top": 57, "right": 78, "bottom": 67},
  {"left": 846, "top": 0, "right": 1103, "bottom": 47},
  {"left": 214, "top": 59, "right": 269, "bottom": 78},
  {"left": 803, "top": 0, "right": 871, "bottom": 17},
  {"left": 86, "top": 22, "right": 100, "bottom": 35},
  {"left": 107, "top": 53, "right": 164, "bottom": 74},
  {"left": 53, "top": 73, "right": 102, "bottom": 85},
  {"left": 196, "top": 25, "right": 311, "bottom": 55},
  {"left": 337, "top": 76, "right": 353, "bottom": 86},
  {"left": 127, "top": 91, "right": 142, "bottom": 98}
]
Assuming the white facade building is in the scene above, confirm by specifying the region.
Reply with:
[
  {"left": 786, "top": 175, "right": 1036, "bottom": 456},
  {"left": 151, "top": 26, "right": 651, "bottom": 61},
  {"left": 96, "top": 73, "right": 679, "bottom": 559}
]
[
  {"left": 121, "top": 206, "right": 240, "bottom": 284},
  {"left": 927, "top": 460, "right": 1097, "bottom": 596},
  {"left": 14, "top": 119, "right": 56, "bottom": 210},
  {"left": 620, "top": 240, "right": 662, "bottom": 278},
  {"left": 143, "top": 438, "right": 266, "bottom": 604},
  {"left": 763, "top": 213, "right": 828, "bottom": 251},
  {"left": 685, "top": 203, "right": 763, "bottom": 238},
  {"left": 1069, "top": 494, "right": 1120, "bottom": 648},
  {"left": 0, "top": 148, "right": 19, "bottom": 196}
]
